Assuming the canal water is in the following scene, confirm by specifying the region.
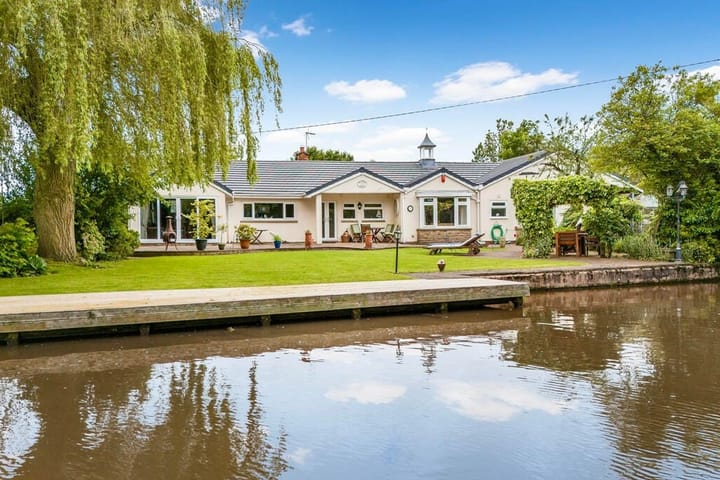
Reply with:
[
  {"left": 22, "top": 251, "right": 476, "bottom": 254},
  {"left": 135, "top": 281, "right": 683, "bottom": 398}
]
[{"left": 1, "top": 282, "right": 719, "bottom": 480}]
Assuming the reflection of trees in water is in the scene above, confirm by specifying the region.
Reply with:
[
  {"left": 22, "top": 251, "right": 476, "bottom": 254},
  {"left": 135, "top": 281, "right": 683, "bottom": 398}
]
[
  {"left": 596, "top": 286, "right": 720, "bottom": 478},
  {"left": 9, "top": 360, "right": 289, "bottom": 479},
  {"left": 131, "top": 360, "right": 289, "bottom": 479},
  {"left": 511, "top": 284, "right": 720, "bottom": 477}
]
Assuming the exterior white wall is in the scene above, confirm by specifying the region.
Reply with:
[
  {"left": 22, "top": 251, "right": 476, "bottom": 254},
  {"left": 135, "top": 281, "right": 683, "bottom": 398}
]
[
  {"left": 231, "top": 197, "right": 315, "bottom": 243},
  {"left": 478, "top": 177, "right": 516, "bottom": 242}
]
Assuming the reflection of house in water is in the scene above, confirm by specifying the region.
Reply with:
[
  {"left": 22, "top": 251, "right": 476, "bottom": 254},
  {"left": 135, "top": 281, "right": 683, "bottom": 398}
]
[
  {"left": 507, "top": 310, "right": 622, "bottom": 372},
  {"left": 421, "top": 342, "right": 438, "bottom": 374}
]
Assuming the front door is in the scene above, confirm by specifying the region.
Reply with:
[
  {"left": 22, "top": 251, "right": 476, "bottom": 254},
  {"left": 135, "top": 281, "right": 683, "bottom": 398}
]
[{"left": 322, "top": 202, "right": 336, "bottom": 240}]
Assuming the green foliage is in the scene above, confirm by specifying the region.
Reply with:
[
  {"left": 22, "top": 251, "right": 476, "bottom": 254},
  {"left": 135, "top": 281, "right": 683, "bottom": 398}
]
[
  {"left": 75, "top": 165, "right": 149, "bottom": 260},
  {"left": 583, "top": 197, "right": 641, "bottom": 257},
  {"left": 79, "top": 220, "right": 105, "bottom": 263},
  {"left": 0, "top": 218, "right": 47, "bottom": 277},
  {"left": 511, "top": 176, "right": 616, "bottom": 258},
  {"left": 614, "top": 234, "right": 666, "bottom": 261},
  {"left": 236, "top": 223, "right": 256, "bottom": 241},
  {"left": 1, "top": 0, "right": 282, "bottom": 260},
  {"left": 183, "top": 200, "right": 216, "bottom": 239},
  {"left": 473, "top": 119, "right": 544, "bottom": 162},
  {"left": 297, "top": 146, "right": 354, "bottom": 161},
  {"left": 593, "top": 63, "right": 720, "bottom": 263},
  {"left": 542, "top": 114, "right": 597, "bottom": 176},
  {"left": 682, "top": 239, "right": 719, "bottom": 264}
]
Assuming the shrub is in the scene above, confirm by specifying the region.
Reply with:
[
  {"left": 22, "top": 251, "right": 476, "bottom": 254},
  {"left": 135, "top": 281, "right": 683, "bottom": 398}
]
[
  {"left": 0, "top": 219, "right": 47, "bottom": 277},
  {"left": 102, "top": 227, "right": 140, "bottom": 260},
  {"left": 79, "top": 221, "right": 105, "bottom": 263},
  {"left": 682, "top": 239, "right": 719, "bottom": 264},
  {"left": 614, "top": 234, "right": 666, "bottom": 260}
]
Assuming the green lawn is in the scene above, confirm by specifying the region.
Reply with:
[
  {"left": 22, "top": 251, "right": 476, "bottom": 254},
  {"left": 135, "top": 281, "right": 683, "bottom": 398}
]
[{"left": 0, "top": 247, "right": 581, "bottom": 296}]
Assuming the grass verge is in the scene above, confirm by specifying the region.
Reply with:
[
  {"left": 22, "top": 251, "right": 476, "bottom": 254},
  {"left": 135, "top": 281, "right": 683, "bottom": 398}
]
[{"left": 0, "top": 247, "right": 581, "bottom": 296}]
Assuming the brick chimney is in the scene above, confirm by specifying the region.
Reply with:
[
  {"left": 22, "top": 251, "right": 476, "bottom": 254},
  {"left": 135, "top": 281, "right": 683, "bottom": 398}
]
[{"left": 296, "top": 146, "right": 309, "bottom": 161}]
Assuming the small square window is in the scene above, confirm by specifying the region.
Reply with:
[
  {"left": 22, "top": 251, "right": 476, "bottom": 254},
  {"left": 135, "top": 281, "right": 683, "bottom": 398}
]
[{"left": 491, "top": 201, "right": 507, "bottom": 217}]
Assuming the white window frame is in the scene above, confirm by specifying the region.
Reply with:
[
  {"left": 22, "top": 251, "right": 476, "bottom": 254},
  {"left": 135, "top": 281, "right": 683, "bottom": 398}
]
[
  {"left": 342, "top": 203, "right": 357, "bottom": 221},
  {"left": 243, "top": 202, "right": 296, "bottom": 219},
  {"left": 420, "top": 196, "right": 470, "bottom": 228},
  {"left": 362, "top": 203, "right": 384, "bottom": 220},
  {"left": 490, "top": 200, "right": 507, "bottom": 219}
]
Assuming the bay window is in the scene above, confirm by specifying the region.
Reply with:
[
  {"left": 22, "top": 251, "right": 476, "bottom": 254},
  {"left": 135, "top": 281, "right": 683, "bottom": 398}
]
[{"left": 421, "top": 196, "right": 469, "bottom": 227}]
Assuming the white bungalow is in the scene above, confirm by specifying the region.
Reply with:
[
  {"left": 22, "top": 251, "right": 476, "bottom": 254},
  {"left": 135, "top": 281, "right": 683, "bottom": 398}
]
[{"left": 129, "top": 135, "right": 552, "bottom": 245}]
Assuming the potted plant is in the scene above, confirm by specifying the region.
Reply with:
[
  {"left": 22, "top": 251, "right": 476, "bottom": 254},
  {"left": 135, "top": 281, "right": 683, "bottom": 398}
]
[
  {"left": 273, "top": 233, "right": 282, "bottom": 249},
  {"left": 183, "top": 199, "right": 215, "bottom": 251},
  {"left": 304, "top": 229, "right": 313, "bottom": 249},
  {"left": 341, "top": 230, "right": 350, "bottom": 243},
  {"left": 236, "top": 224, "right": 256, "bottom": 250},
  {"left": 217, "top": 223, "right": 228, "bottom": 250}
]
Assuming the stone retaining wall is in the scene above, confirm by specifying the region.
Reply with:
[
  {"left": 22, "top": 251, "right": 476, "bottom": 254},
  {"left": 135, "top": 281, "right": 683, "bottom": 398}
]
[
  {"left": 416, "top": 228, "right": 472, "bottom": 244},
  {"left": 471, "top": 264, "right": 720, "bottom": 290}
]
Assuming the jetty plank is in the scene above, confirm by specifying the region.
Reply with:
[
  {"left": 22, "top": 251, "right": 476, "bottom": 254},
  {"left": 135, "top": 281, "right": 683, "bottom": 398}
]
[{"left": 0, "top": 278, "right": 528, "bottom": 342}]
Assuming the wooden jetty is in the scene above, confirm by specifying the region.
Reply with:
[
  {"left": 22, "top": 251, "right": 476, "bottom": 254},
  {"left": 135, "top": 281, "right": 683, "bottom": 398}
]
[{"left": 0, "top": 278, "right": 528, "bottom": 344}]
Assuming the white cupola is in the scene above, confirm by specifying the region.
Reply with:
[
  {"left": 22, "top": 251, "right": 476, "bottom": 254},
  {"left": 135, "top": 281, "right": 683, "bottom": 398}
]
[{"left": 418, "top": 133, "right": 436, "bottom": 168}]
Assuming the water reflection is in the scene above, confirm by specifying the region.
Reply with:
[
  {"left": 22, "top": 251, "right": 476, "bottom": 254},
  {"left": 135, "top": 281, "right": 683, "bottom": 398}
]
[{"left": 0, "top": 283, "right": 719, "bottom": 479}]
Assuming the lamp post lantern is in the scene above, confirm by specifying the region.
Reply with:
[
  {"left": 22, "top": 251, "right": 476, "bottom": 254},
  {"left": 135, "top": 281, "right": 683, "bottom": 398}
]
[
  {"left": 666, "top": 180, "right": 688, "bottom": 262},
  {"left": 394, "top": 229, "right": 402, "bottom": 274}
]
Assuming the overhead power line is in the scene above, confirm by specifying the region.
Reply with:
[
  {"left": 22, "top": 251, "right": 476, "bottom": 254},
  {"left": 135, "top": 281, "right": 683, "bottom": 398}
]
[{"left": 260, "top": 58, "right": 720, "bottom": 134}]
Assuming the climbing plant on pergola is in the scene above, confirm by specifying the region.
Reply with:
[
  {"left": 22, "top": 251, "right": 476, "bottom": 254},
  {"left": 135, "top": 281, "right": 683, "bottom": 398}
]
[{"left": 511, "top": 176, "right": 617, "bottom": 258}]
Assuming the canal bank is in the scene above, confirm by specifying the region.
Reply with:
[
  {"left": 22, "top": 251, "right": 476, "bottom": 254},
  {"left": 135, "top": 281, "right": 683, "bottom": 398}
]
[
  {"left": 0, "top": 277, "right": 529, "bottom": 345},
  {"left": 2, "top": 243, "right": 718, "bottom": 344}
]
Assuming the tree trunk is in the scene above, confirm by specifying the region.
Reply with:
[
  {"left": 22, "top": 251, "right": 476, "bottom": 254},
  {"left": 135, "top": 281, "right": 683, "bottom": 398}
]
[{"left": 34, "top": 158, "right": 77, "bottom": 261}]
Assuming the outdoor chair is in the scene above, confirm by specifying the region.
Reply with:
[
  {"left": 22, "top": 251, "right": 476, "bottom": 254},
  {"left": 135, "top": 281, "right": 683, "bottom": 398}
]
[
  {"left": 349, "top": 224, "right": 363, "bottom": 242},
  {"left": 379, "top": 223, "right": 396, "bottom": 242},
  {"left": 425, "top": 232, "right": 485, "bottom": 255}
]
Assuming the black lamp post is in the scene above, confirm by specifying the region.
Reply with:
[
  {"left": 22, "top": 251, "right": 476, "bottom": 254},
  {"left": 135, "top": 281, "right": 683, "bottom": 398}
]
[
  {"left": 666, "top": 180, "right": 688, "bottom": 262},
  {"left": 394, "top": 229, "right": 402, "bottom": 273}
]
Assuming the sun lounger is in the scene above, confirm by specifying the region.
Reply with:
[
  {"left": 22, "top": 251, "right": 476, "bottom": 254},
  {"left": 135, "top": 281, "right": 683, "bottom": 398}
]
[{"left": 425, "top": 233, "right": 485, "bottom": 255}]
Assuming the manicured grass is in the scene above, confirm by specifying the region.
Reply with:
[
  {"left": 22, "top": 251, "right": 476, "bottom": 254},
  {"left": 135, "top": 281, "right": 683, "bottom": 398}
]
[{"left": 0, "top": 247, "right": 581, "bottom": 296}]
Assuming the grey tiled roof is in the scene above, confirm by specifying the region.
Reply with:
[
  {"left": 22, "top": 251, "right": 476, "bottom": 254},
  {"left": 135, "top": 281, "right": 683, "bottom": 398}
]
[{"left": 214, "top": 151, "right": 546, "bottom": 197}]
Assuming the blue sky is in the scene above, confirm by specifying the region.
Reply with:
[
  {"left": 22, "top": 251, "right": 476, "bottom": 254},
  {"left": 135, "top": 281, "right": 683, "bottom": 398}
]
[{"left": 241, "top": 1, "right": 720, "bottom": 162}]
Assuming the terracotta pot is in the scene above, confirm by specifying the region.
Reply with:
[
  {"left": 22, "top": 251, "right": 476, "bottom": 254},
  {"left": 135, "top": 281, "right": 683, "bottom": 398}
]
[
  {"left": 240, "top": 239, "right": 250, "bottom": 249},
  {"left": 304, "top": 232, "right": 313, "bottom": 248}
]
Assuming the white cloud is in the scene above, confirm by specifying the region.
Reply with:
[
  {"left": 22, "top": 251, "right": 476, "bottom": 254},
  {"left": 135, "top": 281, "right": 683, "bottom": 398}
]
[
  {"left": 239, "top": 30, "right": 267, "bottom": 56},
  {"left": 436, "top": 380, "right": 564, "bottom": 422},
  {"left": 325, "top": 381, "right": 406, "bottom": 404},
  {"left": 282, "top": 17, "right": 314, "bottom": 37},
  {"left": 693, "top": 65, "right": 720, "bottom": 80},
  {"left": 431, "top": 61, "right": 578, "bottom": 104},
  {"left": 325, "top": 79, "right": 407, "bottom": 103},
  {"left": 258, "top": 25, "right": 278, "bottom": 38},
  {"left": 289, "top": 447, "right": 312, "bottom": 465}
]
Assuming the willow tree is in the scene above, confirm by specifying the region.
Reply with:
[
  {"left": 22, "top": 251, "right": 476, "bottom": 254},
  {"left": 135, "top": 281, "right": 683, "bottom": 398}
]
[{"left": 0, "top": 0, "right": 281, "bottom": 260}]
